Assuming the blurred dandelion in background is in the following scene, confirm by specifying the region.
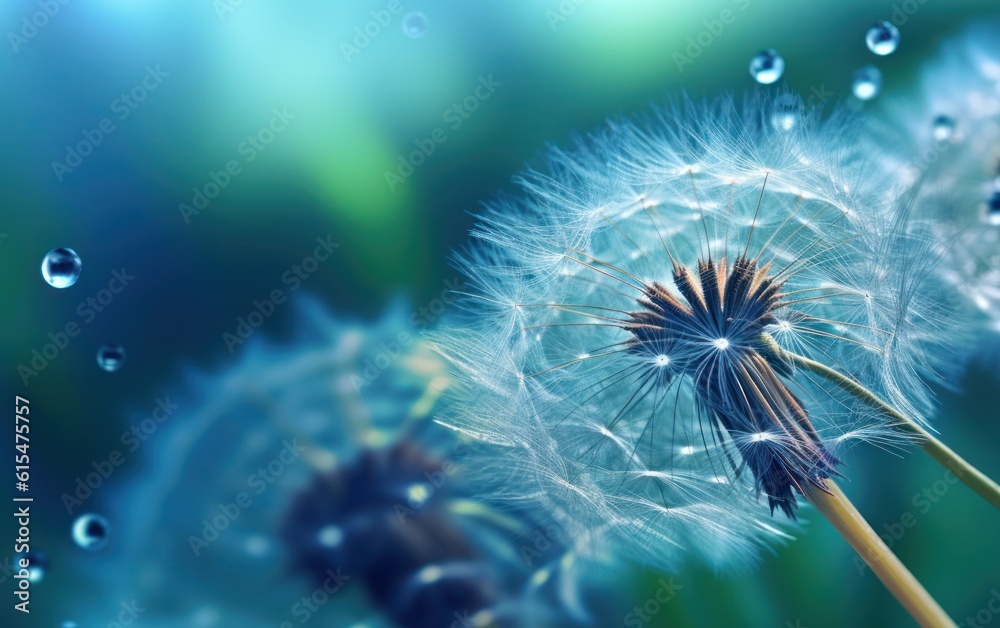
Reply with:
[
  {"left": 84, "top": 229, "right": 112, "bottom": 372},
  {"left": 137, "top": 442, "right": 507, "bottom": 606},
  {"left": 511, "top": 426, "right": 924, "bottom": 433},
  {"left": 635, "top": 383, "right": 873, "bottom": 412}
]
[
  {"left": 879, "top": 22, "right": 1000, "bottom": 339},
  {"left": 65, "top": 299, "right": 596, "bottom": 627}
]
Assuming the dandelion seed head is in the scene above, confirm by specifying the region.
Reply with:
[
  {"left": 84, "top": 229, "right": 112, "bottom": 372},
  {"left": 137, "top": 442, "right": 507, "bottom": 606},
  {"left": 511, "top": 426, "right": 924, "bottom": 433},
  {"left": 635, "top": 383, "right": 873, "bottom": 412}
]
[
  {"left": 435, "top": 93, "right": 956, "bottom": 571},
  {"left": 68, "top": 299, "right": 587, "bottom": 626}
]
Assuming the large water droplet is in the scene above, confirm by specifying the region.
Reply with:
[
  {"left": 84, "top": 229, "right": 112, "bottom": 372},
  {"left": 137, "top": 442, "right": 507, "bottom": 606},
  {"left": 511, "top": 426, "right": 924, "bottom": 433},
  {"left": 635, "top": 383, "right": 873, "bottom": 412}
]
[
  {"left": 97, "top": 344, "right": 126, "bottom": 372},
  {"left": 771, "top": 94, "right": 802, "bottom": 131},
  {"left": 851, "top": 65, "right": 883, "bottom": 101},
  {"left": 17, "top": 551, "right": 48, "bottom": 582},
  {"left": 41, "top": 248, "right": 82, "bottom": 289},
  {"left": 932, "top": 115, "right": 956, "bottom": 141},
  {"left": 865, "top": 21, "right": 900, "bottom": 56},
  {"left": 72, "top": 513, "right": 110, "bottom": 550},
  {"left": 402, "top": 12, "right": 428, "bottom": 38},
  {"left": 749, "top": 49, "right": 784, "bottom": 84}
]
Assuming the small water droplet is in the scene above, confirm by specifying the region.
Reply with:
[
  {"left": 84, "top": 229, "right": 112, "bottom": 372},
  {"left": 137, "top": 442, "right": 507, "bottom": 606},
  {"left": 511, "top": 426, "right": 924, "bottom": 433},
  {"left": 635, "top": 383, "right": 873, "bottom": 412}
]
[
  {"left": 16, "top": 551, "right": 48, "bottom": 582},
  {"left": 851, "top": 65, "right": 883, "bottom": 101},
  {"left": 72, "top": 513, "right": 110, "bottom": 550},
  {"left": 986, "top": 191, "right": 1000, "bottom": 226},
  {"left": 932, "top": 115, "right": 956, "bottom": 141},
  {"left": 41, "top": 248, "right": 82, "bottom": 289},
  {"left": 402, "top": 12, "right": 428, "bottom": 38},
  {"left": 865, "top": 21, "right": 900, "bottom": 56},
  {"left": 97, "top": 344, "right": 126, "bottom": 372},
  {"left": 749, "top": 49, "right": 784, "bottom": 84},
  {"left": 771, "top": 94, "right": 802, "bottom": 131}
]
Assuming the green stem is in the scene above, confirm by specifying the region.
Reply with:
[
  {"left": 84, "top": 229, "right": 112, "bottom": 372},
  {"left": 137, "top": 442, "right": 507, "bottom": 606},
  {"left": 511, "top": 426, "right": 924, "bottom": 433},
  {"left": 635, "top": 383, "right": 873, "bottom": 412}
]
[{"left": 760, "top": 333, "right": 1000, "bottom": 511}]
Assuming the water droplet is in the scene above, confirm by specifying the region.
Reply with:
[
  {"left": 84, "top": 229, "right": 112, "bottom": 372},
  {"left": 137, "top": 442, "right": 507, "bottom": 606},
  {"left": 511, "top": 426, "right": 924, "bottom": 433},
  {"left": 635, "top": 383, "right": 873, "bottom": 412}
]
[
  {"left": 865, "top": 20, "right": 900, "bottom": 56},
  {"left": 72, "top": 513, "right": 110, "bottom": 550},
  {"left": 851, "top": 65, "right": 883, "bottom": 101},
  {"left": 41, "top": 248, "right": 82, "bottom": 289},
  {"left": 16, "top": 551, "right": 48, "bottom": 582},
  {"left": 771, "top": 94, "right": 802, "bottom": 131},
  {"left": 97, "top": 344, "right": 126, "bottom": 372},
  {"left": 932, "top": 115, "right": 956, "bottom": 141},
  {"left": 402, "top": 12, "right": 428, "bottom": 38},
  {"left": 987, "top": 191, "right": 1000, "bottom": 226},
  {"left": 749, "top": 49, "right": 784, "bottom": 84}
]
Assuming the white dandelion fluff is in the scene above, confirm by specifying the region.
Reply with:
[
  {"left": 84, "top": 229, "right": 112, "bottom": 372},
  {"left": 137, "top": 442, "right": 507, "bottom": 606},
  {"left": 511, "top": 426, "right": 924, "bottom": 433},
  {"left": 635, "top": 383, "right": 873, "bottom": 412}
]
[
  {"left": 880, "top": 22, "right": 1000, "bottom": 335},
  {"left": 432, "top": 93, "right": 961, "bottom": 574}
]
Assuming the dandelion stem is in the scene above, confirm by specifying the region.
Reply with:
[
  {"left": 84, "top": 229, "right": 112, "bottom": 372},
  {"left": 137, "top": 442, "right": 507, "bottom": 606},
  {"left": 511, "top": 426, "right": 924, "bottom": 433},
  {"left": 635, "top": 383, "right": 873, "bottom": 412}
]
[
  {"left": 760, "top": 334, "right": 1000, "bottom": 511},
  {"left": 803, "top": 480, "right": 954, "bottom": 627}
]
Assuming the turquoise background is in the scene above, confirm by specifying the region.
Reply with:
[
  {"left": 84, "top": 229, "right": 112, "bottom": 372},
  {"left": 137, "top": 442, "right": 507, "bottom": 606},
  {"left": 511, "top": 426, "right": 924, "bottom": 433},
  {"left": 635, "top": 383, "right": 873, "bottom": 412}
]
[{"left": 1, "top": 1, "right": 998, "bottom": 626}]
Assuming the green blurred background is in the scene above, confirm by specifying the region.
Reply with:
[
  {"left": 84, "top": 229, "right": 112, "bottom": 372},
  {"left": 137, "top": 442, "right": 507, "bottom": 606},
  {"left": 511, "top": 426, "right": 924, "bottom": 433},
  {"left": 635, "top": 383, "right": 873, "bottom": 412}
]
[{"left": 1, "top": 0, "right": 998, "bottom": 626}]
